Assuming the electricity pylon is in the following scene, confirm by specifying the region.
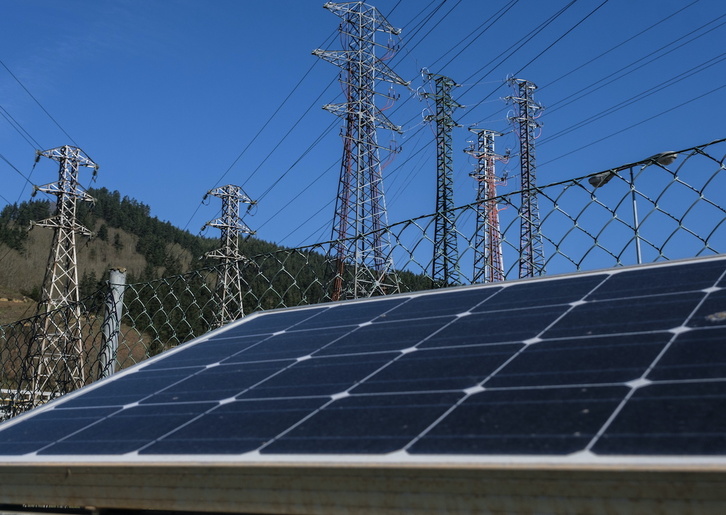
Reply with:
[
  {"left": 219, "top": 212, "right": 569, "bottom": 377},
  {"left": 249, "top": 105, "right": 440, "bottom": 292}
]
[
  {"left": 422, "top": 72, "right": 462, "bottom": 288},
  {"left": 313, "top": 1, "right": 408, "bottom": 300},
  {"left": 203, "top": 185, "right": 255, "bottom": 327},
  {"left": 19, "top": 145, "right": 98, "bottom": 409},
  {"left": 507, "top": 77, "right": 545, "bottom": 278},
  {"left": 466, "top": 128, "right": 505, "bottom": 283}
]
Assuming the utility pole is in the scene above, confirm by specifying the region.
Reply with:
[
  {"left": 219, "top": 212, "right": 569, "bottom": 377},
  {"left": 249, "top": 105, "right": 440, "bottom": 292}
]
[
  {"left": 18, "top": 145, "right": 98, "bottom": 409},
  {"left": 506, "top": 77, "right": 545, "bottom": 278},
  {"left": 203, "top": 185, "right": 255, "bottom": 327},
  {"left": 313, "top": 1, "right": 408, "bottom": 300},
  {"left": 422, "top": 72, "right": 462, "bottom": 288},
  {"left": 466, "top": 128, "right": 506, "bottom": 283}
]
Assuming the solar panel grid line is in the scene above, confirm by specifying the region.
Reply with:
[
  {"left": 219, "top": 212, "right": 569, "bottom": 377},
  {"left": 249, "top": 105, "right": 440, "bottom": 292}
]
[
  {"left": 0, "top": 328, "right": 235, "bottom": 454},
  {"left": 84, "top": 295, "right": 453, "bottom": 455},
  {"left": 249, "top": 283, "right": 547, "bottom": 455},
  {"left": 638, "top": 283, "right": 726, "bottom": 381},
  {"left": 296, "top": 258, "right": 704, "bottom": 456},
  {"left": 0, "top": 306, "right": 328, "bottom": 455},
  {"left": 394, "top": 287, "right": 594, "bottom": 453},
  {"left": 576, "top": 263, "right": 726, "bottom": 454},
  {"left": 386, "top": 277, "right": 608, "bottom": 422},
  {"left": 131, "top": 354, "right": 321, "bottom": 456},
  {"left": 410, "top": 258, "right": 726, "bottom": 456},
  {"left": 1, "top": 255, "right": 726, "bottom": 463},
  {"left": 0, "top": 286, "right": 500, "bottom": 456},
  {"left": 581, "top": 382, "right": 649, "bottom": 456},
  {"left": 197, "top": 294, "right": 477, "bottom": 455},
  {"left": 134, "top": 342, "right": 351, "bottom": 455},
  {"left": 585, "top": 263, "right": 726, "bottom": 456}
]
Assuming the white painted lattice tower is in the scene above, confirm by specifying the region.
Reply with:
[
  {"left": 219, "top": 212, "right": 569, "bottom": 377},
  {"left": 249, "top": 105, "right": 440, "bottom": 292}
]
[
  {"left": 203, "top": 185, "right": 255, "bottom": 327},
  {"left": 26, "top": 145, "right": 97, "bottom": 406},
  {"left": 313, "top": 1, "right": 409, "bottom": 300}
]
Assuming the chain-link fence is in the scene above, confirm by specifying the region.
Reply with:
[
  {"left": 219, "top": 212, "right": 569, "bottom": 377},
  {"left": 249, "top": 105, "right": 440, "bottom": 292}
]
[{"left": 1, "top": 137, "right": 724, "bottom": 420}]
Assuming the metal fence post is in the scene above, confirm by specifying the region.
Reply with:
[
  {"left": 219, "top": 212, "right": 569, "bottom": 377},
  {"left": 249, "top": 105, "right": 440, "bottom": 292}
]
[{"left": 99, "top": 268, "right": 127, "bottom": 379}]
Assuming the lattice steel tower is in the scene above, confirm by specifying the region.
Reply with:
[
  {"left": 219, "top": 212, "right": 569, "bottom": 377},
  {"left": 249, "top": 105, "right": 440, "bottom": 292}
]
[
  {"left": 423, "top": 72, "right": 462, "bottom": 288},
  {"left": 466, "top": 128, "right": 505, "bottom": 283},
  {"left": 507, "top": 77, "right": 545, "bottom": 278},
  {"left": 24, "top": 145, "right": 98, "bottom": 406},
  {"left": 203, "top": 185, "right": 255, "bottom": 327},
  {"left": 313, "top": 1, "right": 408, "bottom": 300}
]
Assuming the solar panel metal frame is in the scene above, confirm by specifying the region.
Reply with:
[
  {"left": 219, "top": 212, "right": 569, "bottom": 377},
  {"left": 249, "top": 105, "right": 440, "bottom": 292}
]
[{"left": 1, "top": 255, "right": 726, "bottom": 514}]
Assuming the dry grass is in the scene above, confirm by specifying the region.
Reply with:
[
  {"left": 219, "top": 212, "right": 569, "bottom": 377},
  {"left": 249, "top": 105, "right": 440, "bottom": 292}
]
[
  {"left": 0, "top": 223, "right": 194, "bottom": 326},
  {"left": 0, "top": 298, "right": 35, "bottom": 326}
]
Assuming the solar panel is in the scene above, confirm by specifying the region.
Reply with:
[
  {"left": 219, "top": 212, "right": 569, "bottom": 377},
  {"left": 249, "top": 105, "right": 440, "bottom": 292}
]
[
  {"left": 1, "top": 256, "right": 726, "bottom": 512},
  {"left": 0, "top": 256, "right": 726, "bottom": 514}
]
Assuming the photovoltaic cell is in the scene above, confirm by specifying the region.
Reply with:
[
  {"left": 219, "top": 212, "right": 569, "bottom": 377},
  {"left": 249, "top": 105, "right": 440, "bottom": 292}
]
[
  {"left": 544, "top": 292, "right": 704, "bottom": 338},
  {"left": 314, "top": 316, "right": 456, "bottom": 355},
  {"left": 591, "top": 381, "right": 726, "bottom": 455},
  {"left": 0, "top": 255, "right": 725, "bottom": 461},
  {"left": 420, "top": 304, "right": 569, "bottom": 347},
  {"left": 351, "top": 344, "right": 522, "bottom": 394},
  {"left": 142, "top": 398, "right": 330, "bottom": 454},
  {"left": 408, "top": 385, "right": 629, "bottom": 455},
  {"left": 372, "top": 286, "right": 502, "bottom": 321},
  {"left": 484, "top": 333, "right": 670, "bottom": 388},
  {"left": 647, "top": 328, "right": 726, "bottom": 381},
  {"left": 262, "top": 392, "right": 463, "bottom": 455}
]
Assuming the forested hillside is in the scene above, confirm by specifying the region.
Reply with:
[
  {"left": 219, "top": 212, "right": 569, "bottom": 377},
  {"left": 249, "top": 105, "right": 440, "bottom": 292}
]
[
  {"left": 0, "top": 188, "right": 429, "bottom": 325},
  {"left": 0, "top": 188, "right": 207, "bottom": 300},
  {"left": 0, "top": 187, "right": 296, "bottom": 301}
]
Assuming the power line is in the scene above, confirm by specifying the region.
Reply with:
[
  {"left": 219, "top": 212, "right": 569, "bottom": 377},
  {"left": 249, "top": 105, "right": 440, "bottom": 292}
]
[
  {"left": 388, "top": 0, "right": 451, "bottom": 68},
  {"left": 256, "top": 156, "right": 339, "bottom": 235},
  {"left": 241, "top": 76, "right": 339, "bottom": 197},
  {"left": 464, "top": 2, "right": 721, "bottom": 132},
  {"left": 464, "top": 0, "right": 578, "bottom": 86},
  {"left": 428, "top": 0, "right": 520, "bottom": 73},
  {"left": 537, "top": 0, "right": 700, "bottom": 94},
  {"left": 0, "top": 153, "right": 35, "bottom": 186},
  {"left": 0, "top": 153, "right": 42, "bottom": 266},
  {"left": 382, "top": 0, "right": 578, "bottom": 141},
  {"left": 181, "top": 30, "right": 340, "bottom": 234},
  {"left": 540, "top": 83, "right": 726, "bottom": 167},
  {"left": 236, "top": 0, "right": 493, "bottom": 244},
  {"left": 545, "top": 14, "right": 726, "bottom": 114},
  {"left": 256, "top": 117, "right": 339, "bottom": 204},
  {"left": 185, "top": 1, "right": 722, "bottom": 251},
  {"left": 539, "top": 52, "right": 726, "bottom": 146},
  {"left": 225, "top": 2, "right": 445, "bottom": 244},
  {"left": 455, "top": 0, "right": 580, "bottom": 125},
  {"left": 279, "top": 197, "right": 335, "bottom": 247},
  {"left": 510, "top": 0, "right": 610, "bottom": 78},
  {"left": 0, "top": 58, "right": 78, "bottom": 147},
  {"left": 0, "top": 105, "right": 42, "bottom": 149}
]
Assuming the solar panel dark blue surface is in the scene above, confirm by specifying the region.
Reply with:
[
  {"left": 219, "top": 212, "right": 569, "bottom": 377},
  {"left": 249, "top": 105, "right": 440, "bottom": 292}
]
[{"left": 1, "top": 255, "right": 725, "bottom": 461}]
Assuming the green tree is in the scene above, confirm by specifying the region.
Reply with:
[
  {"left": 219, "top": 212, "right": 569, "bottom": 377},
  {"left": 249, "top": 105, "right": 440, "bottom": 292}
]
[
  {"left": 113, "top": 233, "right": 124, "bottom": 252},
  {"left": 97, "top": 223, "right": 109, "bottom": 242}
]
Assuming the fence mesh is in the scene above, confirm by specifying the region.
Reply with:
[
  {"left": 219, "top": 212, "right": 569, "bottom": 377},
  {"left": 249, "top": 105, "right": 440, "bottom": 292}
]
[{"left": 1, "top": 137, "right": 724, "bottom": 420}]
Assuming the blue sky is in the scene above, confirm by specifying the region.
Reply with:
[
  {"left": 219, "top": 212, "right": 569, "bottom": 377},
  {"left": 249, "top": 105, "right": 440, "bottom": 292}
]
[{"left": 1, "top": 0, "right": 724, "bottom": 249}]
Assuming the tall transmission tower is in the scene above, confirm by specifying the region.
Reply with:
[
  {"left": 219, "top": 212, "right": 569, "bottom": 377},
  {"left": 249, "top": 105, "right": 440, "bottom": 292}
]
[
  {"left": 313, "top": 1, "right": 409, "bottom": 301},
  {"left": 203, "top": 185, "right": 255, "bottom": 328},
  {"left": 422, "top": 72, "right": 462, "bottom": 288},
  {"left": 20, "top": 145, "right": 98, "bottom": 408},
  {"left": 507, "top": 77, "right": 545, "bottom": 278},
  {"left": 466, "top": 128, "right": 506, "bottom": 284}
]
